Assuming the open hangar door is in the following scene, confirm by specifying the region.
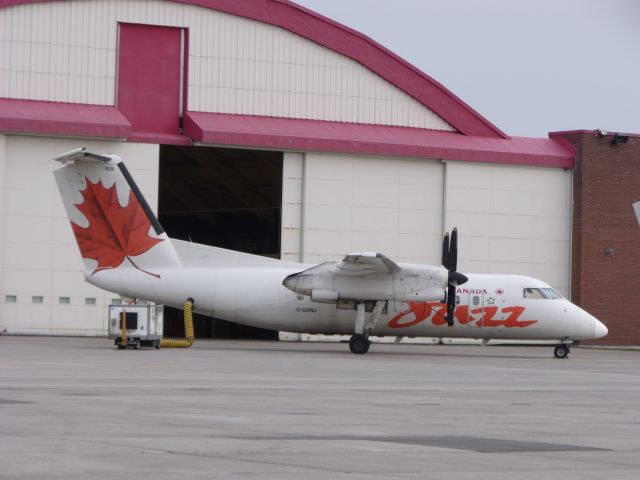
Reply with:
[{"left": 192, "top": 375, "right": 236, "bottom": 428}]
[{"left": 158, "top": 145, "right": 283, "bottom": 339}]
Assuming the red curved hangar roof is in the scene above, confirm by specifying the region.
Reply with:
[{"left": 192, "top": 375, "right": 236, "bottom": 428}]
[
  {"left": 1, "top": 0, "right": 503, "bottom": 138},
  {"left": 0, "top": 0, "right": 575, "bottom": 167}
]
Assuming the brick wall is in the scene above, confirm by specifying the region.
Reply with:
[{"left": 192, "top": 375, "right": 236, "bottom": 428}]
[{"left": 556, "top": 131, "right": 640, "bottom": 345}]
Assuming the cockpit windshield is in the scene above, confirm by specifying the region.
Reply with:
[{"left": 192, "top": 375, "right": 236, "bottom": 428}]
[
  {"left": 523, "top": 288, "right": 545, "bottom": 299},
  {"left": 541, "top": 288, "right": 563, "bottom": 299},
  {"left": 523, "top": 287, "right": 563, "bottom": 299}
]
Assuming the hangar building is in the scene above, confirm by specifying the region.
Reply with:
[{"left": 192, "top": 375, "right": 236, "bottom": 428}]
[{"left": 0, "top": 0, "right": 636, "bottom": 343}]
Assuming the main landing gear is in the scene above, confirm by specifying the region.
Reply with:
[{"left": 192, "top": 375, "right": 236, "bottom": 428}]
[
  {"left": 554, "top": 343, "right": 570, "bottom": 359},
  {"left": 348, "top": 301, "right": 385, "bottom": 355}
]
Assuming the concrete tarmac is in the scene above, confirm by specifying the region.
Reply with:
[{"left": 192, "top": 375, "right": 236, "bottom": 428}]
[{"left": 1, "top": 336, "right": 639, "bottom": 479}]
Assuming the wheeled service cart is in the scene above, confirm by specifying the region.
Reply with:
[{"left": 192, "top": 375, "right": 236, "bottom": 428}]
[{"left": 108, "top": 304, "right": 164, "bottom": 349}]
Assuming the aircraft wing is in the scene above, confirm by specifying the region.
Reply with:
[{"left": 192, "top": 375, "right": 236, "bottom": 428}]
[
  {"left": 333, "top": 252, "right": 401, "bottom": 276},
  {"left": 283, "top": 251, "right": 447, "bottom": 303}
]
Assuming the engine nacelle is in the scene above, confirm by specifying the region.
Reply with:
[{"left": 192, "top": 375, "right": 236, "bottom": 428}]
[
  {"left": 311, "top": 289, "right": 339, "bottom": 303},
  {"left": 283, "top": 262, "right": 448, "bottom": 303}
]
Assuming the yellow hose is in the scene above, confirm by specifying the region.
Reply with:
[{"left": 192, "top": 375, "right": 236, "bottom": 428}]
[{"left": 160, "top": 301, "right": 195, "bottom": 348}]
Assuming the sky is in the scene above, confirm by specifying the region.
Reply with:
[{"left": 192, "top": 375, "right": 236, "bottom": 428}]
[{"left": 295, "top": 0, "right": 640, "bottom": 138}]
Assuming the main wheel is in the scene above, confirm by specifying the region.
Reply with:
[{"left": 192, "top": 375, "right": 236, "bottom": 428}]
[
  {"left": 349, "top": 334, "right": 370, "bottom": 354},
  {"left": 554, "top": 344, "right": 570, "bottom": 359}
]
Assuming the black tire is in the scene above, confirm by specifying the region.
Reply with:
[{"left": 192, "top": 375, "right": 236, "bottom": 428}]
[
  {"left": 349, "top": 334, "right": 370, "bottom": 354},
  {"left": 134, "top": 340, "right": 141, "bottom": 350},
  {"left": 554, "top": 344, "right": 570, "bottom": 359}
]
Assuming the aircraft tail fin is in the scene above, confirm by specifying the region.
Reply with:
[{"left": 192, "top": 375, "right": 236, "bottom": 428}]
[{"left": 53, "top": 148, "right": 181, "bottom": 278}]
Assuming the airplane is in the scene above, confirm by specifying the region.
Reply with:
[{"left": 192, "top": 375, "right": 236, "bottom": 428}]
[{"left": 52, "top": 148, "right": 608, "bottom": 358}]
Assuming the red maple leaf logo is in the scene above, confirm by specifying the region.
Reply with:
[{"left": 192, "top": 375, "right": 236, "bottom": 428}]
[{"left": 71, "top": 177, "right": 163, "bottom": 277}]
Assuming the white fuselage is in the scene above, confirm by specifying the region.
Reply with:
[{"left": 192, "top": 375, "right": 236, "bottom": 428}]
[{"left": 88, "top": 264, "right": 605, "bottom": 342}]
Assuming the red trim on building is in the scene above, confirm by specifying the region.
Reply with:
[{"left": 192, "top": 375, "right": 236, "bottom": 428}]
[
  {"left": 0, "top": 98, "right": 131, "bottom": 139},
  {"left": 0, "top": 0, "right": 507, "bottom": 139},
  {"left": 128, "top": 132, "right": 192, "bottom": 146},
  {"left": 185, "top": 112, "right": 574, "bottom": 168},
  {"left": 0, "top": 98, "right": 574, "bottom": 165}
]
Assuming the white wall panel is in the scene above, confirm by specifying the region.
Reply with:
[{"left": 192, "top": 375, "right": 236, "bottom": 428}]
[
  {"left": 305, "top": 204, "right": 352, "bottom": 231},
  {"left": 305, "top": 229, "right": 351, "bottom": 256},
  {"left": 447, "top": 187, "right": 491, "bottom": 213},
  {"left": 3, "top": 268, "right": 50, "bottom": 295},
  {"left": 280, "top": 152, "right": 304, "bottom": 262},
  {"left": 305, "top": 154, "right": 354, "bottom": 180},
  {"left": 531, "top": 263, "right": 569, "bottom": 289},
  {"left": 533, "top": 216, "right": 570, "bottom": 241},
  {"left": 305, "top": 179, "right": 352, "bottom": 206},
  {"left": 352, "top": 207, "right": 397, "bottom": 233},
  {"left": 446, "top": 162, "right": 571, "bottom": 295},
  {"left": 301, "top": 153, "right": 443, "bottom": 265},
  {"left": 0, "top": 0, "right": 453, "bottom": 130},
  {"left": 490, "top": 214, "right": 534, "bottom": 239},
  {"left": 351, "top": 231, "right": 398, "bottom": 255},
  {"left": 0, "top": 135, "right": 159, "bottom": 336},
  {"left": 446, "top": 211, "right": 491, "bottom": 237},
  {"left": 488, "top": 261, "right": 532, "bottom": 276},
  {"left": 282, "top": 178, "right": 303, "bottom": 204},
  {"left": 353, "top": 183, "right": 398, "bottom": 208},
  {"left": 491, "top": 189, "right": 534, "bottom": 215},
  {"left": 398, "top": 209, "right": 441, "bottom": 235}
]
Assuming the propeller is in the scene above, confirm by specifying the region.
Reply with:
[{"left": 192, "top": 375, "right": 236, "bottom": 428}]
[{"left": 442, "top": 228, "right": 468, "bottom": 327}]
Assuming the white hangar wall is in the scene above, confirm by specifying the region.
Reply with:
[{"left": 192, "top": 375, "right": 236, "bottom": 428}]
[
  {"left": 0, "top": 0, "right": 454, "bottom": 130},
  {"left": 282, "top": 153, "right": 571, "bottom": 296},
  {"left": 0, "top": 134, "right": 159, "bottom": 335},
  {"left": 445, "top": 162, "right": 572, "bottom": 293}
]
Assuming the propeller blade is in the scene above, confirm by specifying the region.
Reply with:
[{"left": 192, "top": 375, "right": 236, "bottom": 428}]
[
  {"left": 441, "top": 231, "right": 450, "bottom": 269},
  {"left": 450, "top": 228, "right": 458, "bottom": 273},
  {"left": 441, "top": 228, "right": 467, "bottom": 326},
  {"left": 446, "top": 283, "right": 456, "bottom": 327}
]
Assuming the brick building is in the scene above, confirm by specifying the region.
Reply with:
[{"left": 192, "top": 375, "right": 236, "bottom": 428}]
[{"left": 552, "top": 131, "right": 640, "bottom": 345}]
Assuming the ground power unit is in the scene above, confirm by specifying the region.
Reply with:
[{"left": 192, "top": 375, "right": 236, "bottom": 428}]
[{"left": 108, "top": 304, "right": 164, "bottom": 349}]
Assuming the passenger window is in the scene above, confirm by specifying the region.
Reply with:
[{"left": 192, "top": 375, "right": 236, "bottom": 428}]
[
  {"left": 472, "top": 296, "right": 480, "bottom": 306},
  {"left": 523, "top": 288, "right": 545, "bottom": 299}
]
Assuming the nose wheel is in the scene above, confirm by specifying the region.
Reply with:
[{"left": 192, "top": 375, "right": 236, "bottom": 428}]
[
  {"left": 554, "top": 344, "right": 570, "bottom": 359},
  {"left": 349, "top": 334, "right": 371, "bottom": 354}
]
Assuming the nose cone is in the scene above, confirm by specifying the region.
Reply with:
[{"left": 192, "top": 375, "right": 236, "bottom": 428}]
[
  {"left": 282, "top": 272, "right": 299, "bottom": 292},
  {"left": 565, "top": 302, "right": 607, "bottom": 340},
  {"left": 594, "top": 319, "right": 608, "bottom": 339}
]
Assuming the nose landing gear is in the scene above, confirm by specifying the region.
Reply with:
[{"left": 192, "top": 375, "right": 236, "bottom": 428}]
[
  {"left": 349, "top": 300, "right": 385, "bottom": 354},
  {"left": 554, "top": 343, "right": 570, "bottom": 359},
  {"left": 349, "top": 334, "right": 371, "bottom": 354}
]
